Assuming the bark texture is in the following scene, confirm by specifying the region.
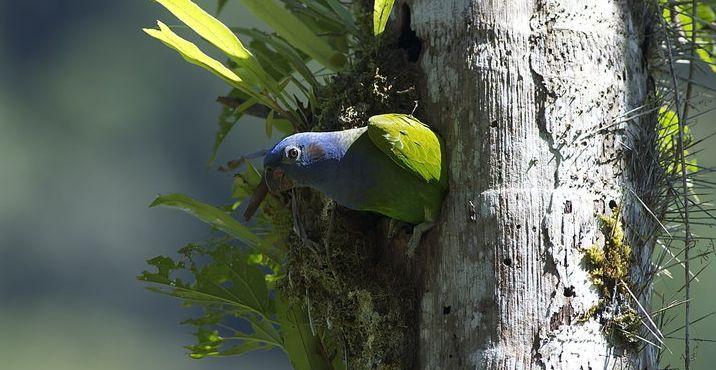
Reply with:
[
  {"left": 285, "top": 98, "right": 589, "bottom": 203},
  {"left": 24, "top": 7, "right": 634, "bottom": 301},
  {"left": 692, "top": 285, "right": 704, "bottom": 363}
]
[{"left": 408, "top": 0, "right": 655, "bottom": 368}]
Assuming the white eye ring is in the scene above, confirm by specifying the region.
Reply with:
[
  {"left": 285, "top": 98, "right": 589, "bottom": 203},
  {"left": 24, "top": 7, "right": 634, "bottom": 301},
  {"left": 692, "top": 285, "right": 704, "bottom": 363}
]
[{"left": 285, "top": 146, "right": 300, "bottom": 160}]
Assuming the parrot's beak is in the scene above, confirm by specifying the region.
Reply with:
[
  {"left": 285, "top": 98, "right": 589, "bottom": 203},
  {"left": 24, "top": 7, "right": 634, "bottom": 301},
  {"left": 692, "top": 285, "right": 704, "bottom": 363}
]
[
  {"left": 243, "top": 176, "right": 268, "bottom": 222},
  {"left": 243, "top": 167, "right": 295, "bottom": 222},
  {"left": 264, "top": 167, "right": 295, "bottom": 193}
]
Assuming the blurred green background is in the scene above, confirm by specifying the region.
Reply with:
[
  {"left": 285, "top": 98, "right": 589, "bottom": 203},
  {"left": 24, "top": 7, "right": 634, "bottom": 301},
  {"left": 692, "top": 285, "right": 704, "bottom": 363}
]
[
  {"left": 0, "top": 1, "right": 289, "bottom": 369},
  {"left": 0, "top": 1, "right": 713, "bottom": 369}
]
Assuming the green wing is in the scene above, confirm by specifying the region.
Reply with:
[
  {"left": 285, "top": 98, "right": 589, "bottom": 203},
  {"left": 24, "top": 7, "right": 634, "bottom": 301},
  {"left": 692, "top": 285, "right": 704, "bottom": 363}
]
[{"left": 367, "top": 114, "right": 446, "bottom": 188}]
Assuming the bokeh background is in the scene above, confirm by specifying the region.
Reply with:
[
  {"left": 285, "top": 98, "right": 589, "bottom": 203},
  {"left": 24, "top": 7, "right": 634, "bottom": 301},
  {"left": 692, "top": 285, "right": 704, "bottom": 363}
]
[
  {"left": 0, "top": 1, "right": 713, "bottom": 369},
  {"left": 0, "top": 1, "right": 288, "bottom": 369}
]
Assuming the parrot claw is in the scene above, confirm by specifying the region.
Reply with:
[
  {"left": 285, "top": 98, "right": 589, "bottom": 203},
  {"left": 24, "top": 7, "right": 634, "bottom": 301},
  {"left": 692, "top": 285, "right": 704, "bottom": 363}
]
[
  {"left": 387, "top": 219, "right": 400, "bottom": 240},
  {"left": 407, "top": 221, "right": 435, "bottom": 257},
  {"left": 291, "top": 190, "right": 320, "bottom": 252}
]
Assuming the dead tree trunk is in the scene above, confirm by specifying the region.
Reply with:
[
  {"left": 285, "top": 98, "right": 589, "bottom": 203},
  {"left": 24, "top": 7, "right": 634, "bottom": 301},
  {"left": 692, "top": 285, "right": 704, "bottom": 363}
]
[{"left": 408, "top": 0, "right": 656, "bottom": 368}]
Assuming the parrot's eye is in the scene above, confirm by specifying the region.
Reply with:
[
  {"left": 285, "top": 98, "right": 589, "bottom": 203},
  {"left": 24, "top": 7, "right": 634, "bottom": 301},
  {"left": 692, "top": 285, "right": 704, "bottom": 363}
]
[{"left": 285, "top": 146, "right": 300, "bottom": 160}]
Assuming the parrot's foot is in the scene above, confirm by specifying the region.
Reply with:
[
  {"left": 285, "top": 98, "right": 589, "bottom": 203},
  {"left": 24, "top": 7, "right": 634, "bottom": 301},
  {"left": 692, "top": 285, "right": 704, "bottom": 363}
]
[
  {"left": 291, "top": 191, "right": 320, "bottom": 251},
  {"left": 387, "top": 218, "right": 401, "bottom": 241},
  {"left": 407, "top": 221, "right": 435, "bottom": 257}
]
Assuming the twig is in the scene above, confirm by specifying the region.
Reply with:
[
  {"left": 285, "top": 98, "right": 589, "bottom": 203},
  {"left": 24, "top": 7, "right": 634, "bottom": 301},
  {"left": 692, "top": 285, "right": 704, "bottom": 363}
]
[{"left": 680, "top": 2, "right": 697, "bottom": 367}]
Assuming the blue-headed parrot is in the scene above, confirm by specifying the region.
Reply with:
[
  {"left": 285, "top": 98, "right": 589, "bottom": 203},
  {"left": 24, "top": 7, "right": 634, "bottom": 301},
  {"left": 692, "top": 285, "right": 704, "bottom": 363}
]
[{"left": 244, "top": 114, "right": 447, "bottom": 253}]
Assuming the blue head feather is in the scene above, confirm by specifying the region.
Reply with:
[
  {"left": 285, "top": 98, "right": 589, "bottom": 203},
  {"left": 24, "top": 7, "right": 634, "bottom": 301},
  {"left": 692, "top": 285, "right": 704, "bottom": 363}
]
[{"left": 264, "top": 128, "right": 365, "bottom": 189}]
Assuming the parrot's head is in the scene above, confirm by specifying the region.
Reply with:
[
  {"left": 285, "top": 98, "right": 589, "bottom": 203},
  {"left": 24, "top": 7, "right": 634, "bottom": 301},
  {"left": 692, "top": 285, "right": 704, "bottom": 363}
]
[
  {"left": 262, "top": 132, "right": 336, "bottom": 193},
  {"left": 243, "top": 131, "right": 346, "bottom": 222}
]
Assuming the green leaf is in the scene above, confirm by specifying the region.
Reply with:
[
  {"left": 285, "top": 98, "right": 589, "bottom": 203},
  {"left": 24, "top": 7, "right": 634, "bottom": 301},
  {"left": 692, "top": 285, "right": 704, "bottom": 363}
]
[
  {"left": 695, "top": 48, "right": 716, "bottom": 73},
  {"left": 290, "top": 0, "right": 355, "bottom": 39},
  {"left": 187, "top": 328, "right": 224, "bottom": 358},
  {"left": 266, "top": 111, "right": 294, "bottom": 137},
  {"left": 140, "top": 244, "right": 283, "bottom": 360},
  {"left": 231, "top": 162, "right": 263, "bottom": 201},
  {"left": 150, "top": 0, "right": 275, "bottom": 89},
  {"left": 150, "top": 193, "right": 262, "bottom": 248},
  {"left": 211, "top": 92, "right": 258, "bottom": 164},
  {"left": 321, "top": 0, "right": 357, "bottom": 32},
  {"left": 199, "top": 247, "right": 272, "bottom": 313},
  {"left": 277, "top": 295, "right": 333, "bottom": 370},
  {"left": 373, "top": 0, "right": 396, "bottom": 36},
  {"left": 657, "top": 106, "right": 698, "bottom": 174},
  {"left": 697, "top": 3, "right": 716, "bottom": 21},
  {"left": 238, "top": 0, "right": 346, "bottom": 70},
  {"left": 236, "top": 27, "right": 320, "bottom": 90},
  {"left": 152, "top": 0, "right": 251, "bottom": 62},
  {"left": 143, "top": 21, "right": 244, "bottom": 87},
  {"left": 670, "top": 3, "right": 716, "bottom": 72}
]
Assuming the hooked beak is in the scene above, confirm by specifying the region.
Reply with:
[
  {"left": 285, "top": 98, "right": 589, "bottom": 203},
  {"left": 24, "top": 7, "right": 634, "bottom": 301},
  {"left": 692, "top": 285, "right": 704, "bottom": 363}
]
[
  {"left": 264, "top": 167, "right": 295, "bottom": 194},
  {"left": 243, "top": 167, "right": 294, "bottom": 222}
]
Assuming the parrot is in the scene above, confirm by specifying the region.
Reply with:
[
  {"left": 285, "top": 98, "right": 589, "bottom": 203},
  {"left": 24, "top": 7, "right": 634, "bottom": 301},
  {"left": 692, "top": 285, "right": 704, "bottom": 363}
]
[{"left": 244, "top": 113, "right": 447, "bottom": 254}]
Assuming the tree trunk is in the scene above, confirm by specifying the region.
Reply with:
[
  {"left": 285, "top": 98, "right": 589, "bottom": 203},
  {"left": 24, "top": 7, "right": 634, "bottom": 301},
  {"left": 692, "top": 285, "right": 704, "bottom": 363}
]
[{"left": 408, "top": 0, "right": 656, "bottom": 368}]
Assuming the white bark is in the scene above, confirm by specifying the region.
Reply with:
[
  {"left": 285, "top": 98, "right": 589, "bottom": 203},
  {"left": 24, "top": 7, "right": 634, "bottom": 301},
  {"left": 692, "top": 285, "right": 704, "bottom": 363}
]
[{"left": 408, "top": 0, "right": 654, "bottom": 368}]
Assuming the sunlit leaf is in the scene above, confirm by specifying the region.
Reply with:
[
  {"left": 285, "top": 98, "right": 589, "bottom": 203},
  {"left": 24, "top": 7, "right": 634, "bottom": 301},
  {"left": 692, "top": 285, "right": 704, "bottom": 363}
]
[
  {"left": 151, "top": 0, "right": 276, "bottom": 89},
  {"left": 671, "top": 3, "right": 716, "bottom": 72},
  {"left": 152, "top": 0, "right": 251, "bottom": 61},
  {"left": 143, "top": 21, "right": 243, "bottom": 87},
  {"left": 657, "top": 106, "right": 698, "bottom": 174},
  {"left": 373, "top": 0, "right": 396, "bottom": 36}
]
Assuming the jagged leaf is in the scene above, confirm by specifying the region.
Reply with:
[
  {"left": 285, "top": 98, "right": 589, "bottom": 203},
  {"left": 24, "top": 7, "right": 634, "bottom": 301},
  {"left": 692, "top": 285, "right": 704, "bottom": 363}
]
[{"left": 139, "top": 243, "right": 283, "bottom": 359}]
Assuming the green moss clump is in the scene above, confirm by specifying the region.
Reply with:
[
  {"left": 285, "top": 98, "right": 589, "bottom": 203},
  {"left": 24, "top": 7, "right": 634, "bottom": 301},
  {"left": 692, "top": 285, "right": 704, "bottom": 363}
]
[
  {"left": 276, "top": 189, "right": 415, "bottom": 369},
  {"left": 581, "top": 209, "right": 641, "bottom": 347},
  {"left": 583, "top": 212, "right": 632, "bottom": 297},
  {"left": 312, "top": 50, "right": 423, "bottom": 132}
]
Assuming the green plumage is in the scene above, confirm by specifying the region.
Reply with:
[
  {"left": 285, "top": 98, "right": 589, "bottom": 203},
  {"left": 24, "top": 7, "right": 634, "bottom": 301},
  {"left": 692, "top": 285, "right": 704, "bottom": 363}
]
[
  {"left": 362, "top": 114, "right": 448, "bottom": 223},
  {"left": 367, "top": 114, "right": 446, "bottom": 185}
]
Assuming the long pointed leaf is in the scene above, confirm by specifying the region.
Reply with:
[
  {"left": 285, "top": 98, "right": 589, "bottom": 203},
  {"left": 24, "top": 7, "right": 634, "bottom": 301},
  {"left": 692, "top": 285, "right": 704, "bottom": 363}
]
[
  {"left": 143, "top": 21, "right": 244, "bottom": 87},
  {"left": 373, "top": 0, "right": 396, "bottom": 36},
  {"left": 151, "top": 0, "right": 275, "bottom": 88},
  {"left": 153, "top": 0, "right": 251, "bottom": 61}
]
